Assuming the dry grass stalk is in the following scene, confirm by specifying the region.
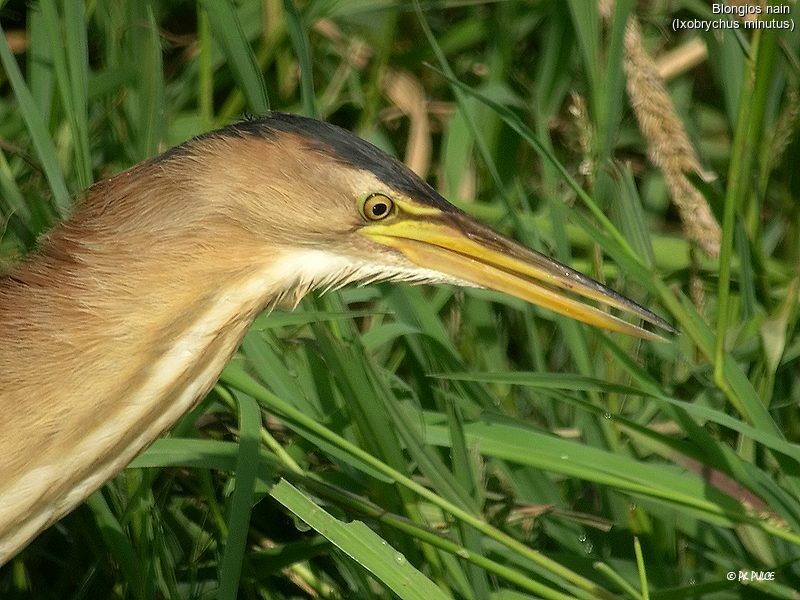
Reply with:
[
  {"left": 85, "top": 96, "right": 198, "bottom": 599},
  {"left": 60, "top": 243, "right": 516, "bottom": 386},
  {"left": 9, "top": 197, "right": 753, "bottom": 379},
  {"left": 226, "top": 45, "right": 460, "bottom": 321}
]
[
  {"left": 656, "top": 38, "right": 708, "bottom": 81},
  {"left": 622, "top": 16, "right": 721, "bottom": 257},
  {"left": 382, "top": 69, "right": 432, "bottom": 178},
  {"left": 599, "top": 2, "right": 720, "bottom": 256},
  {"left": 568, "top": 92, "right": 595, "bottom": 181},
  {"left": 768, "top": 89, "right": 799, "bottom": 170}
]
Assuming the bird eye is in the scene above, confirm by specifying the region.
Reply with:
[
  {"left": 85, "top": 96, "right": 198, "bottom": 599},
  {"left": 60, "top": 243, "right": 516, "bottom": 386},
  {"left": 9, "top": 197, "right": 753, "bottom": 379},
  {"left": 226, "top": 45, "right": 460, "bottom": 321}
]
[{"left": 362, "top": 193, "right": 394, "bottom": 221}]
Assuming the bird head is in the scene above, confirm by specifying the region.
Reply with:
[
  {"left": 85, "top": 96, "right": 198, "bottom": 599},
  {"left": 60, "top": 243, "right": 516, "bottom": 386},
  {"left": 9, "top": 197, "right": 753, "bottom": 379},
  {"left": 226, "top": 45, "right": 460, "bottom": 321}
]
[{"left": 98, "top": 112, "right": 669, "bottom": 338}]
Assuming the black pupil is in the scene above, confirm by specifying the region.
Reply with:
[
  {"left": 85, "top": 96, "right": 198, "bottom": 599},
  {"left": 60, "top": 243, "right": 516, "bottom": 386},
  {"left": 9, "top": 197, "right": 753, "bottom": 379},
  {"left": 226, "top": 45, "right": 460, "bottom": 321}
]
[{"left": 371, "top": 202, "right": 387, "bottom": 217}]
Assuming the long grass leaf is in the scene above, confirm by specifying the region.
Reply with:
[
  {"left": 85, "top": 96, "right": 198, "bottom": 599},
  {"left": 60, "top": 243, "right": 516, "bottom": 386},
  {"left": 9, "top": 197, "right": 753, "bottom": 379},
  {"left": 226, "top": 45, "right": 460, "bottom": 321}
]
[
  {"left": 270, "top": 479, "right": 450, "bottom": 600},
  {"left": 282, "top": 0, "right": 316, "bottom": 117},
  {"left": 218, "top": 393, "right": 262, "bottom": 600},
  {"left": 200, "top": 0, "right": 269, "bottom": 115},
  {"left": 0, "top": 22, "right": 70, "bottom": 215}
]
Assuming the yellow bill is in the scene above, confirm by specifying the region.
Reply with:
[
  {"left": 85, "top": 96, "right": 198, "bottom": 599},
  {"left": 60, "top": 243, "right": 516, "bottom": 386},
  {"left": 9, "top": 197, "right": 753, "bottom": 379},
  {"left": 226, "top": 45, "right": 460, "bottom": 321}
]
[{"left": 362, "top": 211, "right": 673, "bottom": 341}]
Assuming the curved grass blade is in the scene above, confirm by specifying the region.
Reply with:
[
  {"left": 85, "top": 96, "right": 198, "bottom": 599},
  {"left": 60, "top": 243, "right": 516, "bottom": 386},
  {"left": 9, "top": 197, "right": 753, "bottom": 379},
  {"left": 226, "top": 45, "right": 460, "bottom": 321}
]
[{"left": 270, "top": 479, "right": 449, "bottom": 600}]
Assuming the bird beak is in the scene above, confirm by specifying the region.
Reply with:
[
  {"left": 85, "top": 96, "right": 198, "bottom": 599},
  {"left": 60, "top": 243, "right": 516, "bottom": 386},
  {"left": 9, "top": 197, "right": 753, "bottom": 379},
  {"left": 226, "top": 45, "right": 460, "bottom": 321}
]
[{"left": 361, "top": 210, "right": 672, "bottom": 341}]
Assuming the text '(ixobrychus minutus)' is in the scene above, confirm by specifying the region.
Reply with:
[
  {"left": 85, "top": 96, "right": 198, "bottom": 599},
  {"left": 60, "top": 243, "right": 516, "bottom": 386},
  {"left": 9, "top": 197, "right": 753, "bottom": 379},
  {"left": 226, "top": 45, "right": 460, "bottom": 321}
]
[{"left": 0, "top": 113, "right": 671, "bottom": 562}]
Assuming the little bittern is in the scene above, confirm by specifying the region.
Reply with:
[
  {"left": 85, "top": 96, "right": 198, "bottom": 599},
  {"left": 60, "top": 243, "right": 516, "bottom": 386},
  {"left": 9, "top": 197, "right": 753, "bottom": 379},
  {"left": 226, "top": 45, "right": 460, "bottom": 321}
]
[{"left": 0, "top": 113, "right": 670, "bottom": 563}]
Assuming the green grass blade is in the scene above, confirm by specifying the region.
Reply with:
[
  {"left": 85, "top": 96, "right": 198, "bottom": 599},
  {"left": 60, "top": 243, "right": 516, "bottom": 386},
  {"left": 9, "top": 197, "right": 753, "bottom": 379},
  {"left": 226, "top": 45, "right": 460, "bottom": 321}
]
[
  {"left": 0, "top": 21, "right": 70, "bottom": 215},
  {"left": 200, "top": 0, "right": 269, "bottom": 115},
  {"left": 423, "top": 417, "right": 800, "bottom": 545},
  {"left": 218, "top": 393, "right": 262, "bottom": 600},
  {"left": 27, "top": 4, "right": 54, "bottom": 123},
  {"left": 62, "top": 0, "right": 92, "bottom": 187},
  {"left": 438, "top": 370, "right": 800, "bottom": 466},
  {"left": 219, "top": 367, "right": 616, "bottom": 599},
  {"left": 137, "top": 6, "right": 166, "bottom": 157},
  {"left": 633, "top": 537, "right": 649, "bottom": 600},
  {"left": 714, "top": 26, "right": 779, "bottom": 412},
  {"left": 282, "top": 0, "right": 316, "bottom": 117},
  {"left": 427, "top": 65, "right": 637, "bottom": 260},
  {"left": 131, "top": 438, "right": 242, "bottom": 470},
  {"left": 270, "top": 479, "right": 450, "bottom": 600},
  {"left": 85, "top": 491, "right": 144, "bottom": 598}
]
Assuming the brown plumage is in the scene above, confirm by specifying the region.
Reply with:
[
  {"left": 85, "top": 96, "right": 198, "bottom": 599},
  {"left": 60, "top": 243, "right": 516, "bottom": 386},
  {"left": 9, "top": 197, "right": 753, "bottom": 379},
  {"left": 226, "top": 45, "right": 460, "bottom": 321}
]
[{"left": 0, "top": 113, "right": 670, "bottom": 562}]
